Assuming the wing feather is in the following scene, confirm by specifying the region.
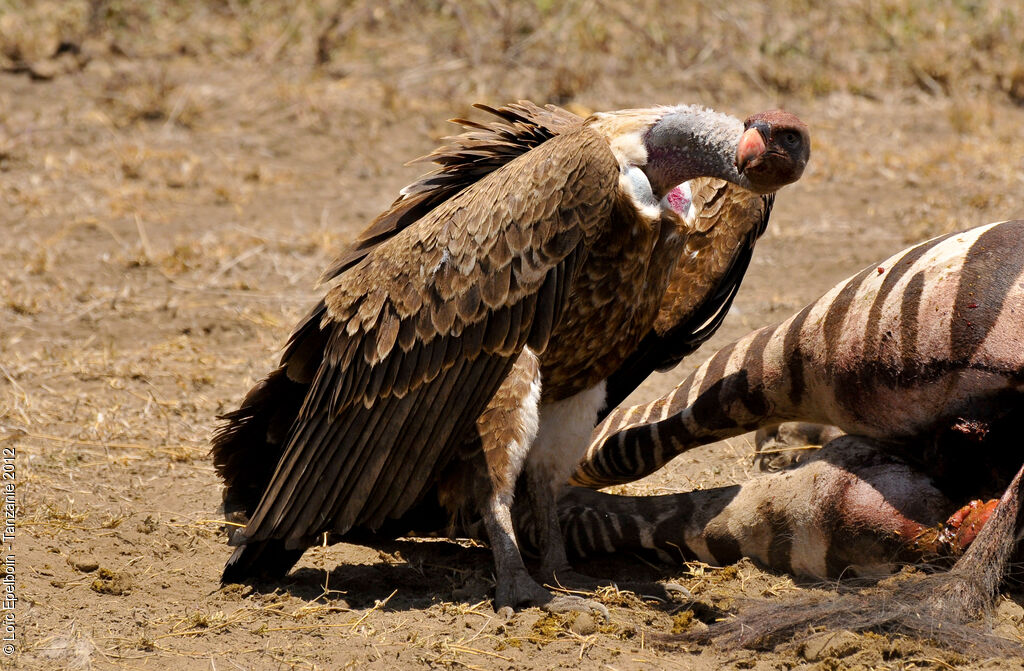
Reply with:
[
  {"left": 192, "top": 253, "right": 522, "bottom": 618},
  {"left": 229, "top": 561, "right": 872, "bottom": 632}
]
[
  {"left": 236, "top": 127, "right": 618, "bottom": 548},
  {"left": 322, "top": 387, "right": 426, "bottom": 533},
  {"left": 384, "top": 356, "right": 512, "bottom": 519},
  {"left": 483, "top": 303, "right": 512, "bottom": 351},
  {"left": 503, "top": 299, "right": 525, "bottom": 351},
  {"left": 358, "top": 362, "right": 482, "bottom": 524},
  {"left": 319, "top": 102, "right": 584, "bottom": 283},
  {"left": 392, "top": 340, "right": 419, "bottom": 397}
]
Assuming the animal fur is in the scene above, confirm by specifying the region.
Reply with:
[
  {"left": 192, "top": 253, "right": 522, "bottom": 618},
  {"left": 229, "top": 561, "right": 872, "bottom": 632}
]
[{"left": 564, "top": 220, "right": 1024, "bottom": 649}]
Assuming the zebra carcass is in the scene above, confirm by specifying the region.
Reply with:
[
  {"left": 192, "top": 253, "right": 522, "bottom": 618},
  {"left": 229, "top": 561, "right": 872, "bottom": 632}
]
[{"left": 559, "top": 220, "right": 1024, "bottom": 649}]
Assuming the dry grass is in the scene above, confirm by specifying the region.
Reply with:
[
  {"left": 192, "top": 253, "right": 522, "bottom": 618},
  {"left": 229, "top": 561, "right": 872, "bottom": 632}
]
[
  {"left": 2, "top": 0, "right": 1023, "bottom": 104},
  {"left": 3, "top": 1, "right": 1024, "bottom": 669}
]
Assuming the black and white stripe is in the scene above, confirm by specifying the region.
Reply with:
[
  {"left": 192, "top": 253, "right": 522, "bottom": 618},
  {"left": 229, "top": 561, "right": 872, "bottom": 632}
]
[
  {"left": 556, "top": 437, "right": 951, "bottom": 580},
  {"left": 573, "top": 220, "right": 1024, "bottom": 489}
]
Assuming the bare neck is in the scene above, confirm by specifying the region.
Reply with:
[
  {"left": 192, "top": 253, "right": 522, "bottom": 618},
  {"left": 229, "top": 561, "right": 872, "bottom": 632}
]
[{"left": 643, "top": 106, "right": 752, "bottom": 198}]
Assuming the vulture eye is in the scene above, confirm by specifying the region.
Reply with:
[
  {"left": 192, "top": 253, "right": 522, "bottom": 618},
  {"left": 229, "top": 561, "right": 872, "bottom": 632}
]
[{"left": 779, "top": 130, "right": 801, "bottom": 149}]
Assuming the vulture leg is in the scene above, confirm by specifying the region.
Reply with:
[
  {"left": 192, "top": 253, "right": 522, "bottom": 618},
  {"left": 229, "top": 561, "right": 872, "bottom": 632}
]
[
  {"left": 476, "top": 350, "right": 607, "bottom": 616},
  {"left": 522, "top": 383, "right": 608, "bottom": 589}
]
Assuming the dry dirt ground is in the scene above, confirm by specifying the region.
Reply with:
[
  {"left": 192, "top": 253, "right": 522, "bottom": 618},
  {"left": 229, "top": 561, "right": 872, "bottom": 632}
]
[{"left": 4, "top": 2, "right": 1024, "bottom": 669}]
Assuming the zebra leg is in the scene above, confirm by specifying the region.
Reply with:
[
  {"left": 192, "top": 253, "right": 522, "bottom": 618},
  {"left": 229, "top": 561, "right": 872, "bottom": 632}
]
[
  {"left": 921, "top": 459, "right": 1024, "bottom": 621},
  {"left": 561, "top": 435, "right": 964, "bottom": 581},
  {"left": 705, "top": 457, "right": 1024, "bottom": 651}
]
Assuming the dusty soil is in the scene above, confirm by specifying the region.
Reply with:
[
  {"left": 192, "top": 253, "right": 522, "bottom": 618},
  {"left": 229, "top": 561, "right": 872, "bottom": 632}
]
[{"left": 4, "top": 3, "right": 1024, "bottom": 669}]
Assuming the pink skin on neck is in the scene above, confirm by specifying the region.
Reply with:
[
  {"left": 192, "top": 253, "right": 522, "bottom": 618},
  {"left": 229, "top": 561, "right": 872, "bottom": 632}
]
[{"left": 665, "top": 185, "right": 690, "bottom": 215}]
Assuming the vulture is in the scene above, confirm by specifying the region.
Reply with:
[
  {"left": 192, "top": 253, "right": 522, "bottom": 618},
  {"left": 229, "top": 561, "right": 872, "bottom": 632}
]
[{"left": 212, "top": 101, "right": 810, "bottom": 613}]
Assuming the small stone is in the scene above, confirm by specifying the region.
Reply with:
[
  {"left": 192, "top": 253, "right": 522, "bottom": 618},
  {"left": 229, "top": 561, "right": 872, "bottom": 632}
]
[
  {"left": 73, "top": 559, "right": 100, "bottom": 573},
  {"left": 25, "top": 60, "right": 59, "bottom": 80},
  {"left": 137, "top": 515, "right": 158, "bottom": 534},
  {"left": 570, "top": 612, "right": 597, "bottom": 636}
]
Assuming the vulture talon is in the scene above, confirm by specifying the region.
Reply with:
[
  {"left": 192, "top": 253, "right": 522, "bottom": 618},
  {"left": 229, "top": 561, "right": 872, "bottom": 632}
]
[
  {"left": 495, "top": 568, "right": 608, "bottom": 620},
  {"left": 662, "top": 583, "right": 692, "bottom": 599},
  {"left": 543, "top": 595, "right": 610, "bottom": 621},
  {"left": 542, "top": 567, "right": 603, "bottom": 591}
]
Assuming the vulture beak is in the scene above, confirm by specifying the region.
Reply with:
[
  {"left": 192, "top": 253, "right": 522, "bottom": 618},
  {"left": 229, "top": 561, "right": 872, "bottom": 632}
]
[{"left": 735, "top": 120, "right": 770, "bottom": 174}]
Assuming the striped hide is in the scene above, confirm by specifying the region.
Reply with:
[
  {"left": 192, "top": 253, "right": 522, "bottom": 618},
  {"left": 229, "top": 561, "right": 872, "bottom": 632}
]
[
  {"left": 573, "top": 220, "right": 1024, "bottom": 493},
  {"left": 554, "top": 437, "right": 967, "bottom": 580},
  {"left": 546, "top": 220, "right": 1024, "bottom": 583}
]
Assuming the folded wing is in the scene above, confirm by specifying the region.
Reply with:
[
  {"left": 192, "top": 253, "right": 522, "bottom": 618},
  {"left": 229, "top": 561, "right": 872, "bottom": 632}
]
[{"left": 234, "top": 126, "right": 620, "bottom": 549}]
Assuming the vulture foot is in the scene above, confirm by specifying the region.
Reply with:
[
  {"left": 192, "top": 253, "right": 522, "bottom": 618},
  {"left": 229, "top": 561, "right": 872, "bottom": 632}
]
[
  {"left": 607, "top": 580, "right": 692, "bottom": 603},
  {"left": 540, "top": 569, "right": 684, "bottom": 606},
  {"left": 542, "top": 568, "right": 687, "bottom": 605},
  {"left": 496, "top": 570, "right": 608, "bottom": 619},
  {"left": 541, "top": 593, "right": 610, "bottom": 620},
  {"left": 541, "top": 566, "right": 598, "bottom": 590},
  {"left": 482, "top": 485, "right": 608, "bottom": 617}
]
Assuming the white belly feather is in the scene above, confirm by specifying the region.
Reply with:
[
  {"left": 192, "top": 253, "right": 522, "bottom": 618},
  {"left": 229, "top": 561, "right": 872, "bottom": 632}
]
[{"left": 525, "top": 381, "right": 608, "bottom": 497}]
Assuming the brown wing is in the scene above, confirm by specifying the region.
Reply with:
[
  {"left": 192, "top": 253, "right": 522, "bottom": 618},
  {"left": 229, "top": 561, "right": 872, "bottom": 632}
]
[
  {"left": 319, "top": 102, "right": 584, "bottom": 283},
  {"left": 600, "top": 180, "right": 773, "bottom": 416},
  {"left": 237, "top": 126, "right": 619, "bottom": 549}
]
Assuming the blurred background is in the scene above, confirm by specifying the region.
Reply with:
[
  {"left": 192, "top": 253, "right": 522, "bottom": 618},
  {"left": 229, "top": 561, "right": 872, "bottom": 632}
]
[{"left": 4, "top": 0, "right": 1024, "bottom": 105}]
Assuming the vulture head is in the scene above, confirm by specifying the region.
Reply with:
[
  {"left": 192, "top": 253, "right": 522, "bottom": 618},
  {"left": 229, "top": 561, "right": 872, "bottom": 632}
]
[
  {"left": 633, "top": 105, "right": 810, "bottom": 198},
  {"left": 735, "top": 110, "right": 810, "bottom": 193}
]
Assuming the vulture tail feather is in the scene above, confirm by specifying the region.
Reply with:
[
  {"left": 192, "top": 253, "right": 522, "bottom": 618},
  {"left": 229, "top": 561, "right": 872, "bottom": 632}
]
[
  {"left": 212, "top": 366, "right": 308, "bottom": 522},
  {"left": 221, "top": 539, "right": 305, "bottom": 584}
]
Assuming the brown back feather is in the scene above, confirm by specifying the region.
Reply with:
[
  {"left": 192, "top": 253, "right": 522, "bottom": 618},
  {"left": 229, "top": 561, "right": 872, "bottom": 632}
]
[
  {"left": 236, "top": 126, "right": 620, "bottom": 547},
  {"left": 319, "top": 102, "right": 583, "bottom": 283}
]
